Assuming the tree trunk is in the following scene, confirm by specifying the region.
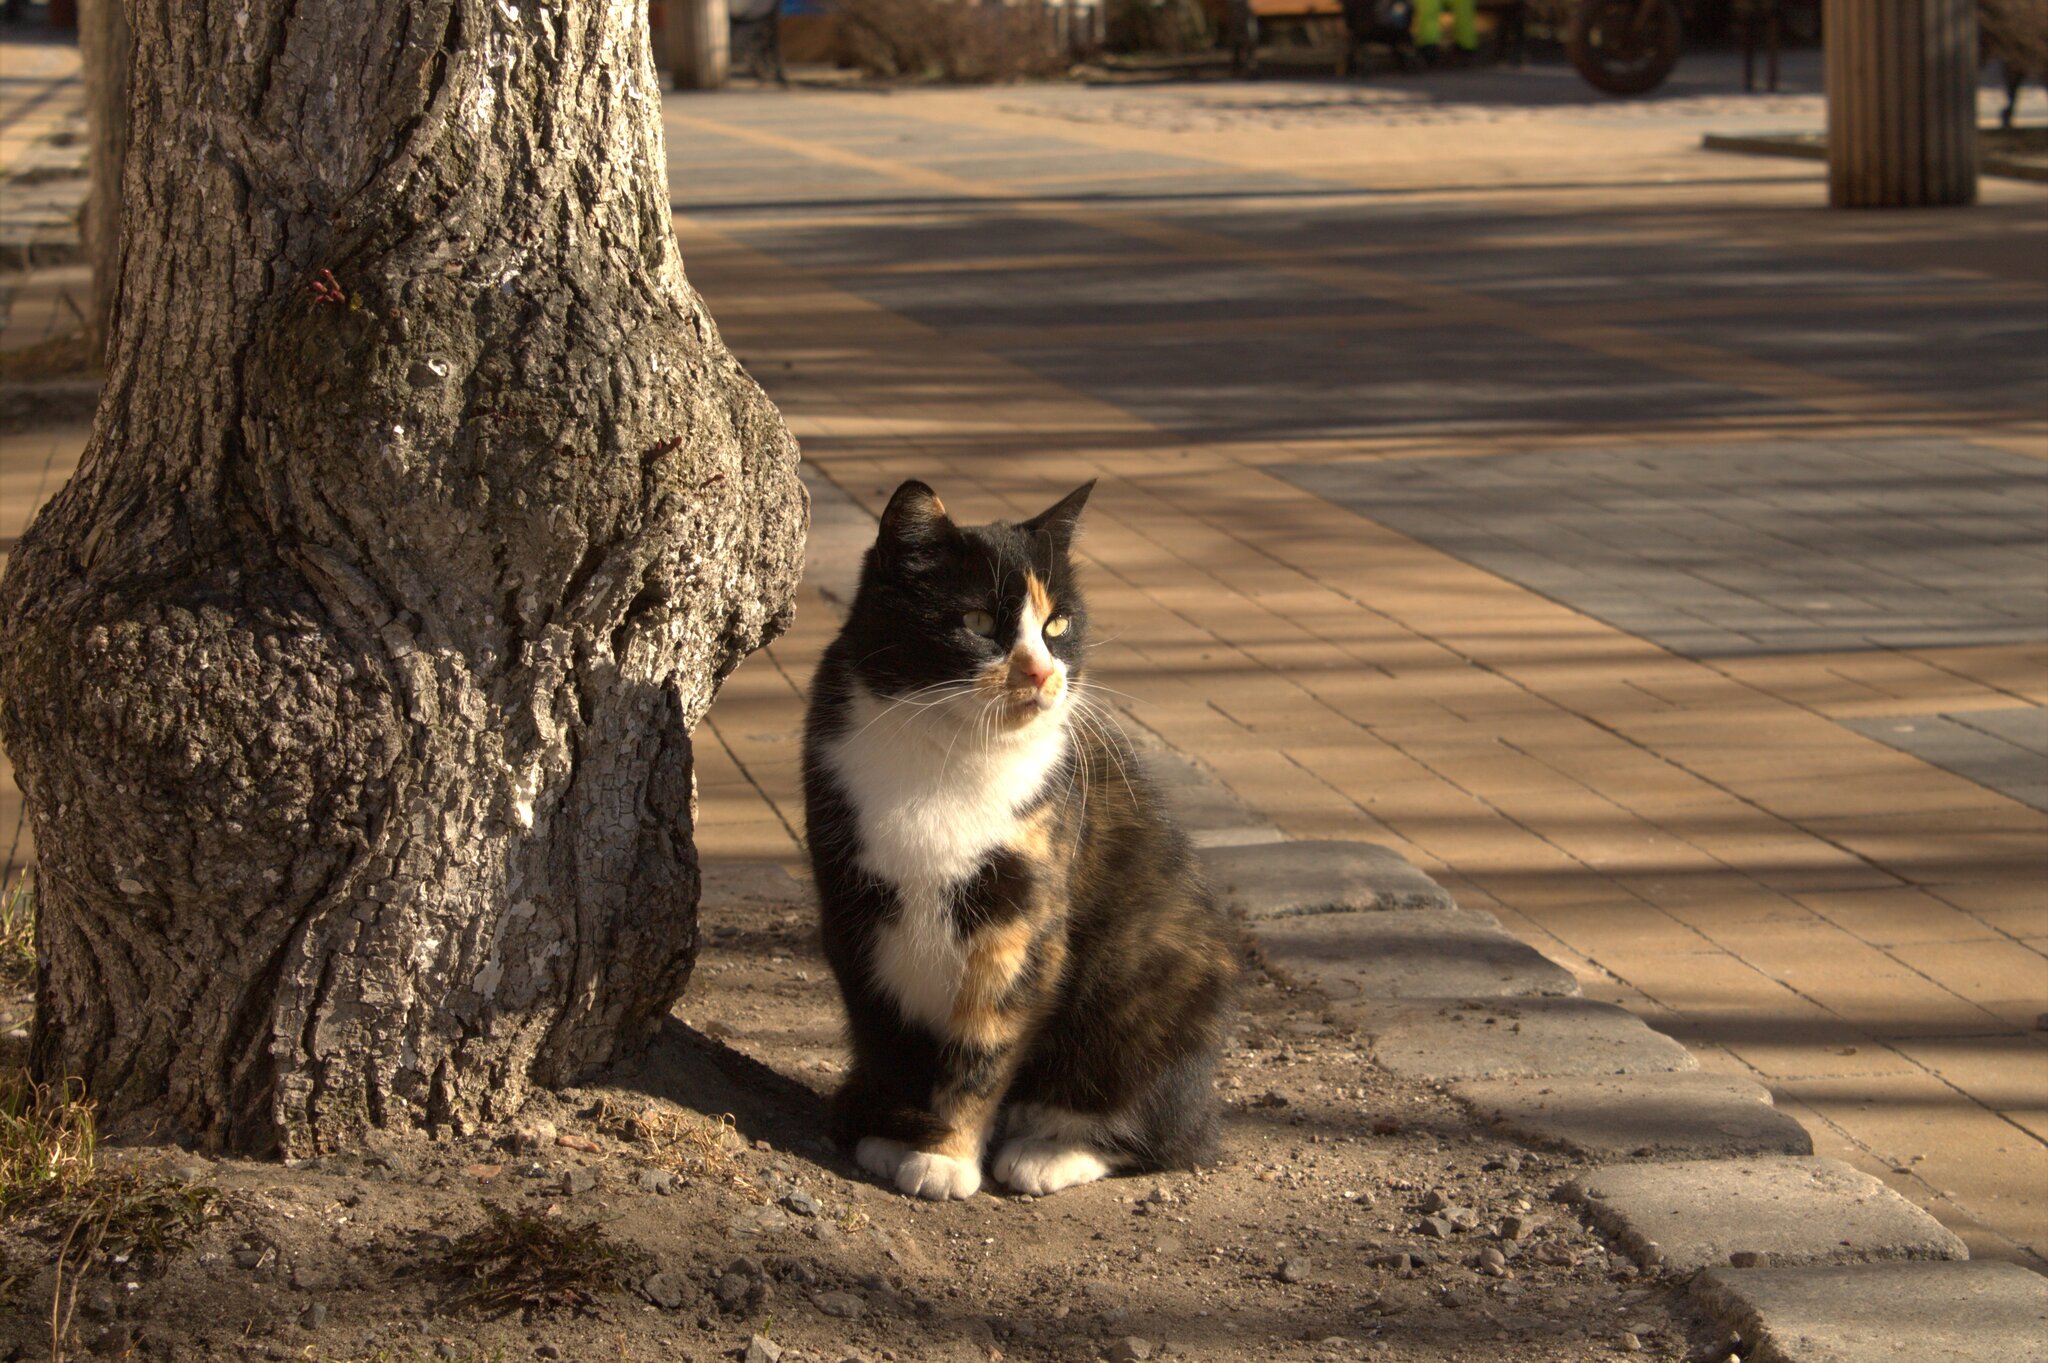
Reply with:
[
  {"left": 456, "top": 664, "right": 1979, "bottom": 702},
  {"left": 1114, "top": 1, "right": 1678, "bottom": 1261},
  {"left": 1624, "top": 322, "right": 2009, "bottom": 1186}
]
[
  {"left": 77, "top": 0, "right": 128, "bottom": 361},
  {"left": 0, "top": 0, "right": 806, "bottom": 1155}
]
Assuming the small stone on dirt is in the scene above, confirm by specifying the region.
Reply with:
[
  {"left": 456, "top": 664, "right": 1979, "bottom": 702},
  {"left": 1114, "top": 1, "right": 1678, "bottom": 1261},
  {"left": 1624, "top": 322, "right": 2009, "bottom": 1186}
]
[
  {"left": 1421, "top": 1189, "right": 1450, "bottom": 1213},
  {"left": 636, "top": 1168, "right": 679, "bottom": 1195},
  {"left": 1498, "top": 1215, "right": 1534, "bottom": 1241},
  {"left": 743, "top": 1335, "right": 782, "bottom": 1363},
  {"left": 814, "top": 1289, "right": 864, "bottom": 1319},
  {"left": 1368, "top": 1252, "right": 1412, "bottom": 1271},
  {"left": 642, "top": 1272, "right": 686, "bottom": 1309},
  {"left": 1106, "top": 1339, "right": 1153, "bottom": 1363},
  {"left": 511, "top": 1120, "right": 556, "bottom": 1152},
  {"left": 780, "top": 1189, "right": 821, "bottom": 1217},
  {"left": 555, "top": 1133, "right": 601, "bottom": 1153},
  {"left": 1727, "top": 1250, "right": 1768, "bottom": 1267},
  {"left": 1618, "top": 1331, "right": 1643, "bottom": 1352},
  {"left": 1276, "top": 1257, "right": 1309, "bottom": 1283},
  {"left": 560, "top": 1167, "right": 597, "bottom": 1196},
  {"left": 297, "top": 1304, "right": 326, "bottom": 1330},
  {"left": 1418, "top": 1217, "right": 1454, "bottom": 1240}
]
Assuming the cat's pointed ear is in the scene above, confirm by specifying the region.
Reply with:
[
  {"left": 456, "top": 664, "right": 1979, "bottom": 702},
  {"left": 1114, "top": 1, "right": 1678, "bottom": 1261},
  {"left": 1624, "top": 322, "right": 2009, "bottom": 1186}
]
[
  {"left": 1021, "top": 480, "right": 1095, "bottom": 552},
  {"left": 878, "top": 480, "right": 951, "bottom": 551}
]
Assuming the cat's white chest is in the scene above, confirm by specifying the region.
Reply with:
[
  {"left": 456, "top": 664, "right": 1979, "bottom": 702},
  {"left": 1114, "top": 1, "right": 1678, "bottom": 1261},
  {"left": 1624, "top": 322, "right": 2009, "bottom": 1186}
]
[{"left": 824, "top": 690, "right": 1066, "bottom": 1029}]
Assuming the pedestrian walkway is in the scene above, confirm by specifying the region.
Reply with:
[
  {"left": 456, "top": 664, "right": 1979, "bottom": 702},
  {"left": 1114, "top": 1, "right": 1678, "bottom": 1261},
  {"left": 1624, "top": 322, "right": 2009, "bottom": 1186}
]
[
  {"left": 664, "top": 64, "right": 2048, "bottom": 1268},
  {"left": 0, "top": 29, "right": 86, "bottom": 269}
]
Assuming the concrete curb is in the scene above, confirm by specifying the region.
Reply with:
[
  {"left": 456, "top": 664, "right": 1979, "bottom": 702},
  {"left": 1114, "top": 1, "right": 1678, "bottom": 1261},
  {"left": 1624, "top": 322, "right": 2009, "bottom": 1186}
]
[
  {"left": 1450, "top": 1072, "right": 1813, "bottom": 1161},
  {"left": 1565, "top": 1156, "right": 1967, "bottom": 1274},
  {"left": 1689, "top": 1259, "right": 2048, "bottom": 1363},
  {"left": 1254, "top": 907, "right": 1580, "bottom": 1001},
  {"left": 1201, "top": 838, "right": 1455, "bottom": 915},
  {"left": 1700, "top": 129, "right": 2048, "bottom": 184}
]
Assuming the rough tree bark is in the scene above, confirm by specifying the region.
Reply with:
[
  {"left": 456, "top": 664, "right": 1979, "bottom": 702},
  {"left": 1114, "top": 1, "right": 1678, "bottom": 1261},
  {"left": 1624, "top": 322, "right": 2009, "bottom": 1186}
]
[
  {"left": 77, "top": 0, "right": 128, "bottom": 360},
  {"left": 0, "top": 0, "right": 805, "bottom": 1155}
]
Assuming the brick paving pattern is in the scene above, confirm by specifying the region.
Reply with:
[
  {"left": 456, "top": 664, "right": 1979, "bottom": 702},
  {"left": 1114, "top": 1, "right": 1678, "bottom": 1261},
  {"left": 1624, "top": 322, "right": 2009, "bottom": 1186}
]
[{"left": 1268, "top": 439, "right": 2048, "bottom": 657}]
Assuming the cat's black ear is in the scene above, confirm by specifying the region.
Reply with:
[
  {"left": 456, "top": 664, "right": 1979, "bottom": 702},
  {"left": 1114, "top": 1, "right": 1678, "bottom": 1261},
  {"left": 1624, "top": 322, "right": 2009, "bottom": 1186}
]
[
  {"left": 878, "top": 480, "right": 951, "bottom": 553},
  {"left": 1021, "top": 480, "right": 1095, "bottom": 552}
]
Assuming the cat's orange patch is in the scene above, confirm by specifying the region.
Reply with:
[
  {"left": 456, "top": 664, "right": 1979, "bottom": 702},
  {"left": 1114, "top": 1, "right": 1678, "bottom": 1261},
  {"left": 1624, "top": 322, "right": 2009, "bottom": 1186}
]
[
  {"left": 1025, "top": 572, "right": 1055, "bottom": 623},
  {"left": 950, "top": 917, "right": 1037, "bottom": 1050}
]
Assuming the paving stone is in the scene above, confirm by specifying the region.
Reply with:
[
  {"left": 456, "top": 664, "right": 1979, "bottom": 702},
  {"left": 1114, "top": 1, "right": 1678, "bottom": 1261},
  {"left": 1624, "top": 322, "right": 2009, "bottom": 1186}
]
[
  {"left": 1452, "top": 1072, "right": 1813, "bottom": 1160},
  {"left": 1565, "top": 1157, "right": 1967, "bottom": 1274},
  {"left": 1691, "top": 1260, "right": 2048, "bottom": 1363},
  {"left": 798, "top": 461, "right": 875, "bottom": 616},
  {"left": 1139, "top": 749, "right": 1284, "bottom": 849},
  {"left": 1840, "top": 707, "right": 2048, "bottom": 814},
  {"left": 1341, "top": 997, "right": 1697, "bottom": 1083},
  {"left": 1200, "top": 839, "right": 1455, "bottom": 919},
  {"left": 1256, "top": 909, "right": 1579, "bottom": 1000}
]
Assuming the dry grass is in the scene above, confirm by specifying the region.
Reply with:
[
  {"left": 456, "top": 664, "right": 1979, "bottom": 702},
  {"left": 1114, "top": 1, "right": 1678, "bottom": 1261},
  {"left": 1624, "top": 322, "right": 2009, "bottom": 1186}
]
[
  {"left": 0, "top": 1070, "right": 96, "bottom": 1210},
  {"left": 600, "top": 1103, "right": 759, "bottom": 1195},
  {"left": 2, "top": 1070, "right": 220, "bottom": 1357},
  {"left": 0, "top": 871, "right": 35, "bottom": 992},
  {"left": 835, "top": 0, "right": 1070, "bottom": 81},
  {"left": 440, "top": 1204, "right": 643, "bottom": 1320}
]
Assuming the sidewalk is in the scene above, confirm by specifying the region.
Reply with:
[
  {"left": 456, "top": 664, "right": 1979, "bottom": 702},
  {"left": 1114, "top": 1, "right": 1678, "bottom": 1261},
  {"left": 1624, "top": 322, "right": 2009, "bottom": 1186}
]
[{"left": 665, "top": 57, "right": 2048, "bottom": 1270}]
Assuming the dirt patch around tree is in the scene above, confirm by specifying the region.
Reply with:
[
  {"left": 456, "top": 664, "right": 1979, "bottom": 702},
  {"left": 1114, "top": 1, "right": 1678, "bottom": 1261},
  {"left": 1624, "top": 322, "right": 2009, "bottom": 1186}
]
[{"left": 0, "top": 864, "right": 1726, "bottom": 1362}]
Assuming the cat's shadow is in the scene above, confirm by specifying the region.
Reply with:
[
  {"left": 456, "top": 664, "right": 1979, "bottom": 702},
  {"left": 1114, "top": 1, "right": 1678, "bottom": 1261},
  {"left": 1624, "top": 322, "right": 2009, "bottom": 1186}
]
[{"left": 608, "top": 1016, "right": 833, "bottom": 1161}]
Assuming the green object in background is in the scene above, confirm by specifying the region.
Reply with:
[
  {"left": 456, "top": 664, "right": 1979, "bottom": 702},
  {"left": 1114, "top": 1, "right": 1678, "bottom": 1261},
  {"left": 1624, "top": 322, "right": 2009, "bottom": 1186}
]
[{"left": 1416, "top": 0, "right": 1478, "bottom": 49}]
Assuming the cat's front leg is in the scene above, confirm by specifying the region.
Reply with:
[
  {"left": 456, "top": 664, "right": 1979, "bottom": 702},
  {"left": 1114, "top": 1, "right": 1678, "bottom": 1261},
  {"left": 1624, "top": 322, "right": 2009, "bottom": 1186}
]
[
  {"left": 845, "top": 1034, "right": 1014, "bottom": 1201},
  {"left": 846, "top": 915, "right": 1048, "bottom": 1200}
]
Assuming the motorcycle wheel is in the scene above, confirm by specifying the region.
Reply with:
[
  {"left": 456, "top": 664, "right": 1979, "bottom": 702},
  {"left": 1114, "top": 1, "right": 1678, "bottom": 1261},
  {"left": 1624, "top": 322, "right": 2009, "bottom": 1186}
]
[{"left": 1567, "top": 0, "right": 1682, "bottom": 97}]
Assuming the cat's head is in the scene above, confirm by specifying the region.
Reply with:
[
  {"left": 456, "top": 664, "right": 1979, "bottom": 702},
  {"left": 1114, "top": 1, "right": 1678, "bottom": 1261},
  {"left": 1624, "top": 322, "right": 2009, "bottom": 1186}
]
[{"left": 838, "top": 479, "right": 1096, "bottom": 741}]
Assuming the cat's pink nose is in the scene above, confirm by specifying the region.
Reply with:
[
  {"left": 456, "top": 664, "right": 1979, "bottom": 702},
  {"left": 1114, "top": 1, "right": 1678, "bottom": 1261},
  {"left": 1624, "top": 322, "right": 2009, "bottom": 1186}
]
[{"left": 1015, "top": 656, "right": 1053, "bottom": 689}]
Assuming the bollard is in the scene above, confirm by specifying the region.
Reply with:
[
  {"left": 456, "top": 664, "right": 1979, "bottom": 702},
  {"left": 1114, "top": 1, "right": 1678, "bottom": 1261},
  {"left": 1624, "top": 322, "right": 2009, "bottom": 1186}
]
[
  {"left": 1824, "top": 0, "right": 1979, "bottom": 207},
  {"left": 671, "top": 0, "right": 732, "bottom": 90}
]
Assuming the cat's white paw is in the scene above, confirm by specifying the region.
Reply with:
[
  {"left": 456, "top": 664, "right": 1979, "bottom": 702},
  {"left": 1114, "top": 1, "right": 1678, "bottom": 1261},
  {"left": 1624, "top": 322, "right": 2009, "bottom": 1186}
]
[
  {"left": 895, "top": 1150, "right": 982, "bottom": 1200},
  {"left": 855, "top": 1137, "right": 981, "bottom": 1200},
  {"left": 992, "top": 1138, "right": 1111, "bottom": 1195},
  {"left": 855, "top": 1137, "right": 911, "bottom": 1183}
]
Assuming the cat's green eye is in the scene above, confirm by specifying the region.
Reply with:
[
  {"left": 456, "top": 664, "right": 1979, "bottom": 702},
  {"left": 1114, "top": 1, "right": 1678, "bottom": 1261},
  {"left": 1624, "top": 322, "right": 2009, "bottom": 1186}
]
[
  {"left": 963, "top": 610, "right": 995, "bottom": 636},
  {"left": 1044, "top": 616, "right": 1070, "bottom": 639}
]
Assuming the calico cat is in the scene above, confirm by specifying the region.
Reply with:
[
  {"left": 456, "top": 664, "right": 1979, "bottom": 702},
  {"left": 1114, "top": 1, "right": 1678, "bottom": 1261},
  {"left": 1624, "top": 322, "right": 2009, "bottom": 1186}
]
[{"left": 801, "top": 479, "right": 1239, "bottom": 1201}]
